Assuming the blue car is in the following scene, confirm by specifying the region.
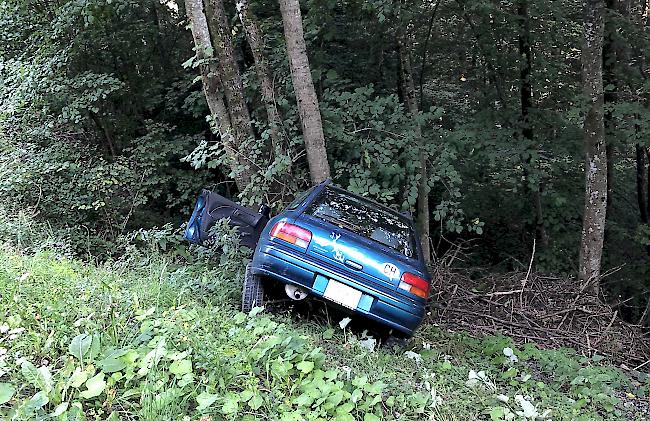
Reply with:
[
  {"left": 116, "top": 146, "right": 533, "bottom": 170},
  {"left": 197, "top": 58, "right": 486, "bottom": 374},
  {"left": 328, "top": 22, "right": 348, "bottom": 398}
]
[{"left": 186, "top": 180, "right": 431, "bottom": 337}]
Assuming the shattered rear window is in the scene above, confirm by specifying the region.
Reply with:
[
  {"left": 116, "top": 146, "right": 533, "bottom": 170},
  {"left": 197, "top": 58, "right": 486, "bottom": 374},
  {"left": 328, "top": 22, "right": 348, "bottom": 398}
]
[{"left": 306, "top": 186, "right": 417, "bottom": 258}]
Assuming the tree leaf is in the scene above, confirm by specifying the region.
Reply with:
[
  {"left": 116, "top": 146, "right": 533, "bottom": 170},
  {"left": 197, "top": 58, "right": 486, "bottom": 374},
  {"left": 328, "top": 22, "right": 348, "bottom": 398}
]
[
  {"left": 0, "top": 383, "right": 15, "bottom": 405},
  {"left": 69, "top": 334, "right": 92, "bottom": 360}
]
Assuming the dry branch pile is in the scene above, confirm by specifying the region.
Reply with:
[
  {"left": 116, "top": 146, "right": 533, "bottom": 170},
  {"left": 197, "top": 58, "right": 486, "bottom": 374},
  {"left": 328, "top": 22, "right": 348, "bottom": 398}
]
[{"left": 429, "top": 268, "right": 650, "bottom": 369}]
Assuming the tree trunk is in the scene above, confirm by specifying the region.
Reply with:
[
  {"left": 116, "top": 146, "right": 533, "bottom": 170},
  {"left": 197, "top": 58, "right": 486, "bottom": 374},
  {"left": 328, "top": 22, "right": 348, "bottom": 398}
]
[
  {"left": 578, "top": 0, "right": 607, "bottom": 294},
  {"left": 89, "top": 110, "right": 117, "bottom": 158},
  {"left": 278, "top": 0, "right": 331, "bottom": 185},
  {"left": 518, "top": 0, "right": 548, "bottom": 249},
  {"left": 636, "top": 144, "right": 649, "bottom": 223},
  {"left": 398, "top": 34, "right": 431, "bottom": 265},
  {"left": 205, "top": 0, "right": 257, "bottom": 187},
  {"left": 186, "top": 0, "right": 251, "bottom": 191},
  {"left": 236, "top": 0, "right": 283, "bottom": 149}
]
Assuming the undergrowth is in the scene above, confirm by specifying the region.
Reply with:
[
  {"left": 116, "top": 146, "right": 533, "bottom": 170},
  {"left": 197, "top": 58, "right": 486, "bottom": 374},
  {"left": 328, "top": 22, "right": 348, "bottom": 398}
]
[{"left": 0, "top": 243, "right": 647, "bottom": 420}]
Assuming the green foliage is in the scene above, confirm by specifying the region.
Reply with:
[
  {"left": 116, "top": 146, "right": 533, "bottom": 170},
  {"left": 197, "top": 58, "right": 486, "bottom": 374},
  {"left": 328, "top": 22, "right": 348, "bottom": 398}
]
[{"left": 0, "top": 246, "right": 646, "bottom": 420}]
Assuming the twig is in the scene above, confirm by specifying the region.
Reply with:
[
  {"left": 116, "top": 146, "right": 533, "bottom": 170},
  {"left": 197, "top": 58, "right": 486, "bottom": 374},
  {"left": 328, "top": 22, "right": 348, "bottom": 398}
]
[
  {"left": 521, "top": 238, "right": 535, "bottom": 308},
  {"left": 633, "top": 360, "right": 650, "bottom": 372}
]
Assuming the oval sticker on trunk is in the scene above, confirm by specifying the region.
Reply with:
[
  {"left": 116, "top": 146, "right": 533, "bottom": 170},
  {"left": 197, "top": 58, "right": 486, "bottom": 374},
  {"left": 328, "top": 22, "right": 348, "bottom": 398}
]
[{"left": 382, "top": 263, "right": 400, "bottom": 279}]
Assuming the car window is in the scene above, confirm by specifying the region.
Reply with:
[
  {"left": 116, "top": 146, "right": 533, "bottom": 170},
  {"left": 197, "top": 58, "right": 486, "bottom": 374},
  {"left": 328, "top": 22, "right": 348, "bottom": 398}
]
[
  {"left": 306, "top": 187, "right": 417, "bottom": 258},
  {"left": 286, "top": 186, "right": 317, "bottom": 210}
]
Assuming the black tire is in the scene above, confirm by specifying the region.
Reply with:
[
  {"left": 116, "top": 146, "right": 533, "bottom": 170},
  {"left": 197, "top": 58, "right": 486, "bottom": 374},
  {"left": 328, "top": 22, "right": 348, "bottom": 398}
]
[
  {"left": 242, "top": 263, "right": 264, "bottom": 313},
  {"left": 384, "top": 333, "right": 408, "bottom": 350}
]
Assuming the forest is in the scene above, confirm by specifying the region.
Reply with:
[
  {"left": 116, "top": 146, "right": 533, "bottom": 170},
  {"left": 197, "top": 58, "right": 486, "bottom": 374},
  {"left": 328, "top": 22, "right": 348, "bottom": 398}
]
[{"left": 1, "top": 0, "right": 650, "bottom": 419}]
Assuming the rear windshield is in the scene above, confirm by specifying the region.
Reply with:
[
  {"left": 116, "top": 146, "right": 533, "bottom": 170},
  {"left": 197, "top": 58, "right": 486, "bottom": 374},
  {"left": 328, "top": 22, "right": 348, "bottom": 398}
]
[{"left": 306, "top": 186, "right": 417, "bottom": 258}]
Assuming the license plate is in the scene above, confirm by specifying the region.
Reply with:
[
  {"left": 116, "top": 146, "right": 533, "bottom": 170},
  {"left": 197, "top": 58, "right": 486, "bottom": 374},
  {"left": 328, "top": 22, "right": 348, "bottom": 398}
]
[{"left": 324, "top": 280, "right": 362, "bottom": 310}]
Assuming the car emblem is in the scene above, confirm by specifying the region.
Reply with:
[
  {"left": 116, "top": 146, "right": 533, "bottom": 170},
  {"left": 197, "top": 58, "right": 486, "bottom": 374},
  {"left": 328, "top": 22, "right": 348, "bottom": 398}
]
[{"left": 382, "top": 263, "right": 400, "bottom": 279}]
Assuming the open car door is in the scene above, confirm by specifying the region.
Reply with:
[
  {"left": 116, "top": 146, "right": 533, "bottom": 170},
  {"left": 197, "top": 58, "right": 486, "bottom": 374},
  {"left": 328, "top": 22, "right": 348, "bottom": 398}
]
[{"left": 184, "top": 189, "right": 269, "bottom": 249}]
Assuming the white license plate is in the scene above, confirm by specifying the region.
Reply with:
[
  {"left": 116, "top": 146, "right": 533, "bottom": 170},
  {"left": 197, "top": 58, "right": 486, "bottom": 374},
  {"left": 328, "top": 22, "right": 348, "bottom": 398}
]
[{"left": 323, "top": 280, "right": 362, "bottom": 310}]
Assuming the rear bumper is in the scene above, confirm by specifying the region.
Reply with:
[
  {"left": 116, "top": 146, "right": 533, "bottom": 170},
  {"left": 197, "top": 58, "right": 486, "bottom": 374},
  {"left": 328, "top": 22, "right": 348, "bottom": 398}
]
[{"left": 251, "top": 241, "right": 425, "bottom": 336}]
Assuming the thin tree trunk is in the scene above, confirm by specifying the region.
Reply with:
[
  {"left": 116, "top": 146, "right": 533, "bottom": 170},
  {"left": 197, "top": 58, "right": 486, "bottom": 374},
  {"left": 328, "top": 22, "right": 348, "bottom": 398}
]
[
  {"left": 236, "top": 0, "right": 283, "bottom": 149},
  {"left": 398, "top": 34, "right": 431, "bottom": 265},
  {"left": 205, "top": 0, "right": 257, "bottom": 187},
  {"left": 518, "top": 0, "right": 548, "bottom": 249},
  {"left": 89, "top": 111, "right": 117, "bottom": 158},
  {"left": 603, "top": 0, "right": 622, "bottom": 225},
  {"left": 636, "top": 144, "right": 649, "bottom": 223},
  {"left": 578, "top": 0, "right": 607, "bottom": 294},
  {"left": 186, "top": 0, "right": 251, "bottom": 190},
  {"left": 418, "top": 0, "right": 441, "bottom": 109},
  {"left": 278, "top": 0, "right": 331, "bottom": 185}
]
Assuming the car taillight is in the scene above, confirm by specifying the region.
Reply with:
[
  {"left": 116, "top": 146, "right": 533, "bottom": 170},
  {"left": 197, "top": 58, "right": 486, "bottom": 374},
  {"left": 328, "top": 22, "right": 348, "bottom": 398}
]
[
  {"left": 398, "top": 272, "right": 430, "bottom": 298},
  {"left": 270, "top": 221, "right": 312, "bottom": 249}
]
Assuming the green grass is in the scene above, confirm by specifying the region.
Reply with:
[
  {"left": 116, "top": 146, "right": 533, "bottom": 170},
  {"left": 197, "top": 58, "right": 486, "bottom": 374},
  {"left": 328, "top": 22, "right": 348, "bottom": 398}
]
[{"left": 0, "top": 244, "right": 647, "bottom": 420}]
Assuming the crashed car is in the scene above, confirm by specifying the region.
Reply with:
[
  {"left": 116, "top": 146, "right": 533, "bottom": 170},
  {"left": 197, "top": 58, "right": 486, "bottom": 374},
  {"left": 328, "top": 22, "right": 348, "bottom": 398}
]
[{"left": 185, "top": 179, "right": 431, "bottom": 337}]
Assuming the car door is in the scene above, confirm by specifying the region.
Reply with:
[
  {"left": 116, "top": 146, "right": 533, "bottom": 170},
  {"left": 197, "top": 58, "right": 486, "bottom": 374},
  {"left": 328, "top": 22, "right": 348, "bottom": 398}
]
[{"left": 184, "top": 189, "right": 269, "bottom": 249}]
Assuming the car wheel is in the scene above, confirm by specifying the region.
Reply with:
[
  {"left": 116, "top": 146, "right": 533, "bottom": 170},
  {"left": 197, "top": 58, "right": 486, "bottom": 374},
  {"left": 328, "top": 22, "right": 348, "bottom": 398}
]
[
  {"left": 384, "top": 333, "right": 408, "bottom": 350},
  {"left": 242, "top": 263, "right": 264, "bottom": 313}
]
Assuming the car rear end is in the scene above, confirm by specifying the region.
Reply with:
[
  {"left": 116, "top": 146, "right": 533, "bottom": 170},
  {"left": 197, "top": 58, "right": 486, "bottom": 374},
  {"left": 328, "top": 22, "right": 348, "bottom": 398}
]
[{"left": 251, "top": 183, "right": 430, "bottom": 336}]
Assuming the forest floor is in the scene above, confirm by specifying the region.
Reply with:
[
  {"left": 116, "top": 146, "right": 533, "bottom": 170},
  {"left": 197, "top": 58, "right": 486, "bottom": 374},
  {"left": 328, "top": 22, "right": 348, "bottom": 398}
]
[{"left": 0, "top": 244, "right": 649, "bottom": 420}]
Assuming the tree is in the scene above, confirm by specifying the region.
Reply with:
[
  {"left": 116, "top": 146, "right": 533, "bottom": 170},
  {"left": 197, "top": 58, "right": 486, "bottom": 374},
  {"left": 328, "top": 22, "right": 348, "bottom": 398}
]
[
  {"left": 237, "top": 0, "right": 283, "bottom": 150},
  {"left": 184, "top": 0, "right": 232, "bottom": 146},
  {"left": 398, "top": 29, "right": 431, "bottom": 264},
  {"left": 578, "top": 0, "right": 607, "bottom": 292},
  {"left": 517, "top": 0, "right": 548, "bottom": 248},
  {"left": 205, "top": 0, "right": 258, "bottom": 188},
  {"left": 278, "top": 0, "right": 331, "bottom": 185}
]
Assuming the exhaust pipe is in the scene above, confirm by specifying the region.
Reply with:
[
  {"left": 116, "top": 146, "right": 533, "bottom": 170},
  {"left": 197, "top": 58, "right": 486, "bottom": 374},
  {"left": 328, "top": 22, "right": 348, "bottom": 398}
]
[{"left": 285, "top": 284, "right": 308, "bottom": 300}]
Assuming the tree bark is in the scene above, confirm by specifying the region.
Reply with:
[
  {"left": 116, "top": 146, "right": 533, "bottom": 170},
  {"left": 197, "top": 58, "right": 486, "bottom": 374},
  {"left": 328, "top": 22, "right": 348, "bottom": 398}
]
[
  {"left": 578, "top": 0, "right": 607, "bottom": 294},
  {"left": 398, "top": 34, "right": 431, "bottom": 265},
  {"left": 278, "top": 0, "right": 331, "bottom": 185},
  {"left": 518, "top": 0, "right": 548, "bottom": 249},
  {"left": 236, "top": 0, "right": 283, "bottom": 149},
  {"left": 186, "top": 0, "right": 253, "bottom": 191},
  {"left": 636, "top": 144, "right": 649, "bottom": 223},
  {"left": 205, "top": 0, "right": 257, "bottom": 187}
]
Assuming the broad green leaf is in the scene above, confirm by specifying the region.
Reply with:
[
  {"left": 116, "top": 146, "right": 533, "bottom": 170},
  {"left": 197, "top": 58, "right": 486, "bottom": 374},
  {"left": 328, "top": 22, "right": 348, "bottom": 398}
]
[
  {"left": 0, "top": 383, "right": 15, "bottom": 405},
  {"left": 20, "top": 361, "right": 39, "bottom": 387},
  {"left": 70, "top": 369, "right": 88, "bottom": 388},
  {"left": 296, "top": 360, "right": 314, "bottom": 374},
  {"left": 69, "top": 334, "right": 92, "bottom": 360},
  {"left": 26, "top": 391, "right": 49, "bottom": 411},
  {"left": 364, "top": 414, "right": 381, "bottom": 421},
  {"left": 322, "top": 328, "right": 334, "bottom": 339},
  {"left": 248, "top": 394, "right": 263, "bottom": 410},
  {"left": 489, "top": 406, "right": 505, "bottom": 421},
  {"left": 196, "top": 392, "right": 219, "bottom": 412},
  {"left": 37, "top": 366, "right": 53, "bottom": 393},
  {"left": 99, "top": 357, "right": 126, "bottom": 373},
  {"left": 221, "top": 395, "right": 239, "bottom": 414},
  {"left": 239, "top": 390, "right": 254, "bottom": 402},
  {"left": 21, "top": 361, "right": 53, "bottom": 393},
  {"left": 79, "top": 373, "right": 106, "bottom": 399},
  {"left": 169, "top": 359, "right": 191, "bottom": 376},
  {"left": 51, "top": 402, "right": 69, "bottom": 417}
]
